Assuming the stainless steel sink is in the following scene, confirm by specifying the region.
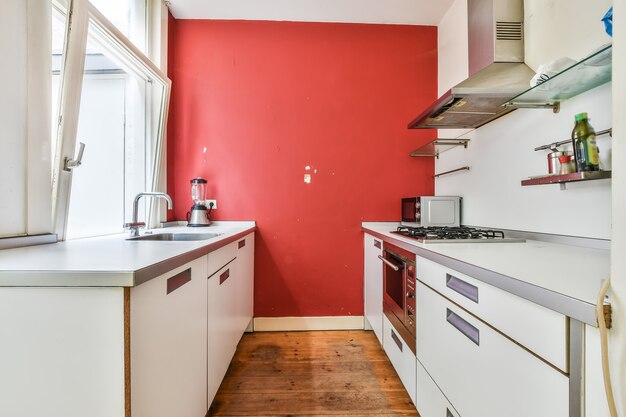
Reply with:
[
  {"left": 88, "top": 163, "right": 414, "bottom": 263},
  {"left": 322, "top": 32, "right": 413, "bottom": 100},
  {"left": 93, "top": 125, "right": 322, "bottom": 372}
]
[{"left": 127, "top": 232, "right": 221, "bottom": 241}]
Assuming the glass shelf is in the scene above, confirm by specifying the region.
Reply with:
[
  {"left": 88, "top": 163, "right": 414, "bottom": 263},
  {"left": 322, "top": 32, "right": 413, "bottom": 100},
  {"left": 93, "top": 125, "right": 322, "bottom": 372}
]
[
  {"left": 410, "top": 138, "right": 470, "bottom": 158},
  {"left": 506, "top": 44, "right": 612, "bottom": 111},
  {"left": 521, "top": 170, "right": 611, "bottom": 189}
]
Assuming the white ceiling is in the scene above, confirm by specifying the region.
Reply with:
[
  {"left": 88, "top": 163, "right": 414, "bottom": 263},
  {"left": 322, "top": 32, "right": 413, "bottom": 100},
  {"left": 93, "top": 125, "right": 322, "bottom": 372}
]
[{"left": 167, "top": 0, "right": 456, "bottom": 26}]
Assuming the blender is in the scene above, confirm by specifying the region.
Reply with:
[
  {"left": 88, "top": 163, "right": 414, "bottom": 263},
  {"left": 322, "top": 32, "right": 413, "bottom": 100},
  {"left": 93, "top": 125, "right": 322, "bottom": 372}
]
[{"left": 186, "top": 178, "right": 212, "bottom": 227}]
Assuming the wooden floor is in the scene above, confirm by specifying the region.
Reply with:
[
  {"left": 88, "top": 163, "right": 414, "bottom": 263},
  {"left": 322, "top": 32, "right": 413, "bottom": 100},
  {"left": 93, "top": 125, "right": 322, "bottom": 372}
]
[{"left": 208, "top": 330, "right": 419, "bottom": 417}]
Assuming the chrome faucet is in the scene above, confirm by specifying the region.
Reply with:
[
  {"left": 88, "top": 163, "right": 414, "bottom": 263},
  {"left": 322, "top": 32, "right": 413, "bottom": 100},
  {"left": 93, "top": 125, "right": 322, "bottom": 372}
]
[{"left": 125, "top": 192, "right": 174, "bottom": 237}]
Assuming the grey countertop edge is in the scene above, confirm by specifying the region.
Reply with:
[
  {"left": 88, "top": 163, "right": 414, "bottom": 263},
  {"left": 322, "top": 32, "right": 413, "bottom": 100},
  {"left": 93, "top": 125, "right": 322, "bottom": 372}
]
[
  {"left": 0, "top": 226, "right": 257, "bottom": 288},
  {"left": 133, "top": 227, "right": 256, "bottom": 286},
  {"left": 362, "top": 226, "right": 598, "bottom": 327}
]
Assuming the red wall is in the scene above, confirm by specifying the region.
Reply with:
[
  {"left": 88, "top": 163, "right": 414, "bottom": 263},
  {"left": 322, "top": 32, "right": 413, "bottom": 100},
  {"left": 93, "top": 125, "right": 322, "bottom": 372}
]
[{"left": 168, "top": 18, "right": 437, "bottom": 317}]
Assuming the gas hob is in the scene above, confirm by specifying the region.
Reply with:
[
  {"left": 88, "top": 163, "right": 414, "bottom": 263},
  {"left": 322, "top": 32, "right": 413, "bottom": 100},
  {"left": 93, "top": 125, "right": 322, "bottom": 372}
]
[{"left": 392, "top": 226, "right": 526, "bottom": 244}]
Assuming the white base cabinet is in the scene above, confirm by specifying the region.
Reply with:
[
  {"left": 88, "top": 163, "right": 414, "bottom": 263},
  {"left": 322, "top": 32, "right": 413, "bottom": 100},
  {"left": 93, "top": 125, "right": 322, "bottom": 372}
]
[
  {"left": 0, "top": 288, "right": 125, "bottom": 417},
  {"left": 235, "top": 233, "right": 255, "bottom": 333},
  {"left": 207, "top": 255, "right": 237, "bottom": 404},
  {"left": 207, "top": 233, "right": 255, "bottom": 407},
  {"left": 383, "top": 314, "right": 417, "bottom": 404},
  {"left": 416, "top": 280, "right": 568, "bottom": 417},
  {"left": 364, "top": 233, "right": 383, "bottom": 344},
  {"left": 0, "top": 233, "right": 255, "bottom": 417},
  {"left": 417, "top": 360, "right": 460, "bottom": 417},
  {"left": 131, "top": 256, "right": 208, "bottom": 417}
]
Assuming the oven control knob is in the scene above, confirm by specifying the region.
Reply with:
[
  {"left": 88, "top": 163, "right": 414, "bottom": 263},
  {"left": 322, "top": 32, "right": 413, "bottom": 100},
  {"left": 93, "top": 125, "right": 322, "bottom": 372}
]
[
  {"left": 415, "top": 202, "right": 421, "bottom": 209},
  {"left": 415, "top": 213, "right": 421, "bottom": 220},
  {"left": 407, "top": 292, "right": 415, "bottom": 299}
]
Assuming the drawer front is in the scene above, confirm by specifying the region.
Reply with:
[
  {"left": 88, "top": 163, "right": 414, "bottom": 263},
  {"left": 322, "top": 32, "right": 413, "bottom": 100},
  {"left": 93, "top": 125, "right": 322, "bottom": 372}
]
[
  {"left": 207, "top": 241, "right": 237, "bottom": 278},
  {"left": 417, "top": 360, "right": 461, "bottom": 417},
  {"left": 417, "top": 281, "right": 568, "bottom": 417},
  {"left": 383, "top": 315, "right": 416, "bottom": 405},
  {"left": 417, "top": 257, "right": 567, "bottom": 372}
]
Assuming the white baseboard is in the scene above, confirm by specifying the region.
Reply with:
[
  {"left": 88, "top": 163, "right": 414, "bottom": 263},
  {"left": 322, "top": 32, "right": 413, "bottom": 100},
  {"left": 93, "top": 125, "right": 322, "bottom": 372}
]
[{"left": 253, "top": 316, "right": 365, "bottom": 332}]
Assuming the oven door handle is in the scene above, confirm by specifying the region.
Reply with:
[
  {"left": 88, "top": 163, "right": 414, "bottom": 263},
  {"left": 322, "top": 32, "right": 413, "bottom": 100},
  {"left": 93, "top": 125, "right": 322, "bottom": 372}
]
[{"left": 378, "top": 255, "right": 400, "bottom": 271}]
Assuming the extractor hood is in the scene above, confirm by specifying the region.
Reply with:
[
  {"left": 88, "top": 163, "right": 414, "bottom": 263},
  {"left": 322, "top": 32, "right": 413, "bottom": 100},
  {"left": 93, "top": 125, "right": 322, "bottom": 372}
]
[{"left": 408, "top": 0, "right": 535, "bottom": 129}]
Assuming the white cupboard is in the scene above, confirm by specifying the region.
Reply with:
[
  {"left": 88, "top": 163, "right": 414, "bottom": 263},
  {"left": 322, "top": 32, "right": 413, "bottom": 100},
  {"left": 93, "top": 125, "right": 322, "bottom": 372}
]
[
  {"left": 0, "top": 288, "right": 125, "bottom": 417},
  {"left": 130, "top": 256, "right": 208, "bottom": 417},
  {"left": 207, "top": 257, "right": 238, "bottom": 406},
  {"left": 416, "top": 280, "right": 569, "bottom": 417},
  {"left": 207, "top": 232, "right": 255, "bottom": 407},
  {"left": 383, "top": 314, "right": 417, "bottom": 404},
  {"left": 417, "top": 360, "right": 461, "bottom": 417},
  {"left": 418, "top": 257, "right": 568, "bottom": 372},
  {"left": 236, "top": 233, "right": 255, "bottom": 333},
  {"left": 364, "top": 233, "right": 383, "bottom": 344}
]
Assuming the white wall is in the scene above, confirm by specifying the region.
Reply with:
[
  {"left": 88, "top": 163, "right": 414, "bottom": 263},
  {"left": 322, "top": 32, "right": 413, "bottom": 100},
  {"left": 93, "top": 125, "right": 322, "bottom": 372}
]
[
  {"left": 435, "top": 0, "right": 613, "bottom": 239},
  {"left": 525, "top": 0, "right": 612, "bottom": 71}
]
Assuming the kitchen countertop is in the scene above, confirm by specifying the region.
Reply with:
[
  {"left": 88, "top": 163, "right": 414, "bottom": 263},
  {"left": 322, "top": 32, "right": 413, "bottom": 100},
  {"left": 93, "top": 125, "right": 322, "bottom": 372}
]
[
  {"left": 362, "top": 222, "right": 610, "bottom": 327},
  {"left": 0, "top": 221, "right": 256, "bottom": 287}
]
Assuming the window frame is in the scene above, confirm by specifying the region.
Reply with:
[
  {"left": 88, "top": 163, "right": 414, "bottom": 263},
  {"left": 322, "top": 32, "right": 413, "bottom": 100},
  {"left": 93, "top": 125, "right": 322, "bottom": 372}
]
[{"left": 52, "top": 0, "right": 171, "bottom": 240}]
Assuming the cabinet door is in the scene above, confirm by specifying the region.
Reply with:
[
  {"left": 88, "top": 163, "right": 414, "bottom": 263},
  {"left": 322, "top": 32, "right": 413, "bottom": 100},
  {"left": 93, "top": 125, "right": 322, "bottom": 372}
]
[
  {"left": 364, "top": 234, "right": 383, "bottom": 344},
  {"left": 131, "top": 256, "right": 208, "bottom": 417},
  {"left": 235, "top": 233, "right": 254, "bottom": 334},
  {"left": 417, "top": 359, "right": 461, "bottom": 417},
  {"left": 383, "top": 315, "right": 417, "bottom": 405},
  {"left": 417, "top": 281, "right": 568, "bottom": 417},
  {"left": 207, "top": 260, "right": 237, "bottom": 407}
]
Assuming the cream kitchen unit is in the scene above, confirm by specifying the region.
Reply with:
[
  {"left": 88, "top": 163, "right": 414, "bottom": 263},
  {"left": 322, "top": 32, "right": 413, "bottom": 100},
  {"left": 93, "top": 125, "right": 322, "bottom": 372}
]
[
  {"left": 0, "top": 222, "right": 255, "bottom": 417},
  {"left": 362, "top": 222, "right": 612, "bottom": 417}
]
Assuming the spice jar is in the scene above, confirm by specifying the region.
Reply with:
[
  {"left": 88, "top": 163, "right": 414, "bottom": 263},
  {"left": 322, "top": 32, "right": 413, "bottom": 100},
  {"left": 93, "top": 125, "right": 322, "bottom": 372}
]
[{"left": 558, "top": 154, "right": 575, "bottom": 175}]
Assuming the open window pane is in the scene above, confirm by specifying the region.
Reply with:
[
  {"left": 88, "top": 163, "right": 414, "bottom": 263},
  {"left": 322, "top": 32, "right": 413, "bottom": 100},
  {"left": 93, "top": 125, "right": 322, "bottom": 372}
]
[
  {"left": 89, "top": 0, "right": 146, "bottom": 52},
  {"left": 51, "top": 5, "right": 67, "bottom": 171},
  {"left": 52, "top": 0, "right": 169, "bottom": 240},
  {"left": 64, "top": 20, "right": 162, "bottom": 239}
]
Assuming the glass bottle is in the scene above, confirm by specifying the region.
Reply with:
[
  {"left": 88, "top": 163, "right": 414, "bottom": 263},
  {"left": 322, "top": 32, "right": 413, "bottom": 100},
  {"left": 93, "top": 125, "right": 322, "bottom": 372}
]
[{"left": 572, "top": 112, "right": 599, "bottom": 172}]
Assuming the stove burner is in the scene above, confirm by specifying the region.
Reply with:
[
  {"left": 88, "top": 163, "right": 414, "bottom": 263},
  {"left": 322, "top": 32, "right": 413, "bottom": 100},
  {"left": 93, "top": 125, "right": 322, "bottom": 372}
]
[{"left": 394, "top": 226, "right": 506, "bottom": 241}]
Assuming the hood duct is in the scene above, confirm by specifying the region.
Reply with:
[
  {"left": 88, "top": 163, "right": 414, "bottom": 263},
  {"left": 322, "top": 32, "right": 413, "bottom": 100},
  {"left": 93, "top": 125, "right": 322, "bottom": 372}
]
[{"left": 408, "top": 0, "right": 535, "bottom": 129}]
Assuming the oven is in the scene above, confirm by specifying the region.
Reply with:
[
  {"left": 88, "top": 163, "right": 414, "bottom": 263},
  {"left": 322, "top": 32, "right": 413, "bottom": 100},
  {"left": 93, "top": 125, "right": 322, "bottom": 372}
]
[{"left": 380, "top": 242, "right": 416, "bottom": 354}]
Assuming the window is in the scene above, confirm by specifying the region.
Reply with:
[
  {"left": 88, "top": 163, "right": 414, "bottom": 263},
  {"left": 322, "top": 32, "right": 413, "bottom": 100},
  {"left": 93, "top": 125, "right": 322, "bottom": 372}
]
[{"left": 52, "top": 0, "right": 170, "bottom": 240}]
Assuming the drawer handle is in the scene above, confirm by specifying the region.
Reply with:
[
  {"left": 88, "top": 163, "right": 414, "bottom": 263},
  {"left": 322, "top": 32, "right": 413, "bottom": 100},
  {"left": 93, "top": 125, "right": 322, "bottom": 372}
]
[
  {"left": 219, "top": 269, "right": 230, "bottom": 285},
  {"left": 166, "top": 268, "right": 192, "bottom": 294},
  {"left": 378, "top": 255, "right": 400, "bottom": 271},
  {"left": 446, "top": 273, "right": 479, "bottom": 303},
  {"left": 390, "top": 329, "right": 403, "bottom": 352},
  {"left": 374, "top": 239, "right": 381, "bottom": 249},
  {"left": 446, "top": 308, "right": 479, "bottom": 346},
  {"left": 238, "top": 239, "right": 246, "bottom": 249},
  {"left": 446, "top": 408, "right": 454, "bottom": 417}
]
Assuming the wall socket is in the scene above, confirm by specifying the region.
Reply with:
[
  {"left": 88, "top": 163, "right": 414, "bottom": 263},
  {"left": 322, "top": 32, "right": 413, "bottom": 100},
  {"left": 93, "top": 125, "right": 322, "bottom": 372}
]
[{"left": 206, "top": 199, "right": 217, "bottom": 210}]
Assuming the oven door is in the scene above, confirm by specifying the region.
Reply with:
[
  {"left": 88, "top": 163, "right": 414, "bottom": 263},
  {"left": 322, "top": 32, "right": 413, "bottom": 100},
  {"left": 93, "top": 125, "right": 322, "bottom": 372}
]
[{"left": 382, "top": 248, "right": 405, "bottom": 322}]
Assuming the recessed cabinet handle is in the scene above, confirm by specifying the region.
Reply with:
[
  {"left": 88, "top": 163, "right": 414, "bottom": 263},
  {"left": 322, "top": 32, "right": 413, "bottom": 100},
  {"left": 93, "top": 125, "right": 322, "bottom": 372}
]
[
  {"left": 378, "top": 255, "right": 400, "bottom": 271},
  {"left": 446, "top": 308, "right": 480, "bottom": 346},
  {"left": 390, "top": 329, "right": 403, "bottom": 352},
  {"left": 446, "top": 408, "right": 455, "bottom": 417},
  {"left": 446, "top": 273, "right": 479, "bottom": 303},
  {"left": 238, "top": 239, "right": 246, "bottom": 249},
  {"left": 166, "top": 268, "right": 192, "bottom": 294},
  {"left": 374, "top": 239, "right": 381, "bottom": 249},
  {"left": 219, "top": 269, "right": 230, "bottom": 285}
]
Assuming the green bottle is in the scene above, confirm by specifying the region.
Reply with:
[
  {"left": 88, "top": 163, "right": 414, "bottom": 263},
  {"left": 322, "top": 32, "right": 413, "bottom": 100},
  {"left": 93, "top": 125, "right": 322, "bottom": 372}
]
[{"left": 572, "top": 112, "right": 599, "bottom": 172}]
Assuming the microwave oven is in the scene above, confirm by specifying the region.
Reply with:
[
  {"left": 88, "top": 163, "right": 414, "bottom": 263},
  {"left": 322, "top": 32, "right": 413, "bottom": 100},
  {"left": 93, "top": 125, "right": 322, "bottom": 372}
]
[{"left": 401, "top": 196, "right": 461, "bottom": 227}]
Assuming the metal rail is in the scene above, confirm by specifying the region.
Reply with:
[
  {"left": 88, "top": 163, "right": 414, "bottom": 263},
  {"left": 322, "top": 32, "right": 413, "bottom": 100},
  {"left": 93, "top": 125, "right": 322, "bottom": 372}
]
[
  {"left": 433, "top": 166, "right": 470, "bottom": 178},
  {"left": 534, "top": 128, "right": 612, "bottom": 151}
]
